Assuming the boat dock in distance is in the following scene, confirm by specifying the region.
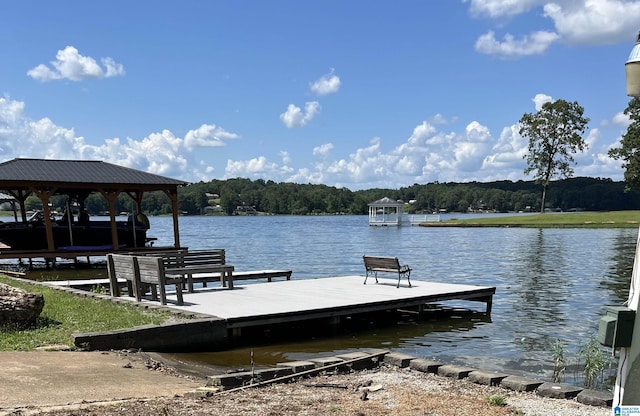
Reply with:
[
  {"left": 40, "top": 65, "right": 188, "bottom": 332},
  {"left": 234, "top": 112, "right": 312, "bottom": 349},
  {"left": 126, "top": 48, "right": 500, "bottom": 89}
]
[{"left": 70, "top": 275, "right": 496, "bottom": 351}]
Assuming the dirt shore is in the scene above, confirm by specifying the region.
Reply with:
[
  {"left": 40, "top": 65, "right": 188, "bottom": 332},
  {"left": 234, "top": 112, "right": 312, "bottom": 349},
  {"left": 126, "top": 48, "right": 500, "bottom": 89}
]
[{"left": 0, "top": 350, "right": 610, "bottom": 416}]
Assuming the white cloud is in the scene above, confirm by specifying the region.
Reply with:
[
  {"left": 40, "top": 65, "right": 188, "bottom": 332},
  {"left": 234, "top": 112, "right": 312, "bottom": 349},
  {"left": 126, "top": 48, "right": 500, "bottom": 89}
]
[
  {"left": 429, "top": 114, "right": 449, "bottom": 125},
  {"left": 0, "top": 97, "right": 239, "bottom": 182},
  {"left": 184, "top": 124, "right": 240, "bottom": 150},
  {"left": 225, "top": 156, "right": 293, "bottom": 178},
  {"left": 27, "top": 46, "right": 125, "bottom": 82},
  {"left": 280, "top": 151, "right": 292, "bottom": 165},
  {"left": 465, "top": 0, "right": 542, "bottom": 18},
  {"left": 482, "top": 124, "right": 528, "bottom": 173},
  {"left": 223, "top": 116, "right": 512, "bottom": 187},
  {"left": 544, "top": 0, "right": 640, "bottom": 45},
  {"left": 475, "top": 30, "right": 560, "bottom": 58},
  {"left": 469, "top": 1, "right": 640, "bottom": 58},
  {"left": 612, "top": 110, "right": 631, "bottom": 127},
  {"left": 574, "top": 128, "right": 624, "bottom": 178},
  {"left": 395, "top": 155, "right": 421, "bottom": 175},
  {"left": 279, "top": 101, "right": 321, "bottom": 128},
  {"left": 310, "top": 69, "right": 341, "bottom": 96},
  {"left": 221, "top": 90, "right": 614, "bottom": 188},
  {"left": 0, "top": 93, "right": 625, "bottom": 190},
  {"left": 533, "top": 93, "right": 553, "bottom": 111},
  {"left": 313, "top": 143, "right": 334, "bottom": 157},
  {"left": 408, "top": 121, "right": 437, "bottom": 146}
]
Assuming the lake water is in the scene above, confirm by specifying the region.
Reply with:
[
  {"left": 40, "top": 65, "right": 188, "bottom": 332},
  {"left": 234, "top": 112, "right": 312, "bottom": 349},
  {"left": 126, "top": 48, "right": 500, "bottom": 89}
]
[{"left": 142, "top": 214, "right": 637, "bottom": 384}]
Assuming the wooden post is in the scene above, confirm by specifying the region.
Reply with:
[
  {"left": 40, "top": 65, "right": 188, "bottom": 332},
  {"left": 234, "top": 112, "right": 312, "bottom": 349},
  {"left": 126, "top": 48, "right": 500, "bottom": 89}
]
[
  {"left": 165, "top": 189, "right": 181, "bottom": 248},
  {"left": 102, "top": 190, "right": 121, "bottom": 250},
  {"left": 31, "top": 188, "right": 56, "bottom": 251}
]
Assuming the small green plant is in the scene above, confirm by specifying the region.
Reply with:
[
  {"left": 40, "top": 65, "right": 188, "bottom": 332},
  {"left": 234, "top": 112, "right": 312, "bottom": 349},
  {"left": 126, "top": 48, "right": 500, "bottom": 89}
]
[
  {"left": 89, "top": 285, "right": 107, "bottom": 294},
  {"left": 551, "top": 339, "right": 566, "bottom": 383},
  {"left": 485, "top": 394, "right": 507, "bottom": 406},
  {"left": 578, "top": 336, "right": 608, "bottom": 388}
]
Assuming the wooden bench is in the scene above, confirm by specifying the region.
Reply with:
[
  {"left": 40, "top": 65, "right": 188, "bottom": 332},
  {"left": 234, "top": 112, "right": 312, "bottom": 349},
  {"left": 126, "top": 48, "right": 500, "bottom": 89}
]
[
  {"left": 107, "top": 253, "right": 140, "bottom": 299},
  {"left": 107, "top": 253, "right": 185, "bottom": 305},
  {"left": 136, "top": 255, "right": 184, "bottom": 305},
  {"left": 163, "top": 249, "right": 235, "bottom": 292},
  {"left": 363, "top": 255, "right": 412, "bottom": 288}
]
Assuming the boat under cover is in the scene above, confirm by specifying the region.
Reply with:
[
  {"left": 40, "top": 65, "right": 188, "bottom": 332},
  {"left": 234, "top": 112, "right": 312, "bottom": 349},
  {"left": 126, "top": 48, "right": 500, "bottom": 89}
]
[{"left": 0, "top": 213, "right": 150, "bottom": 251}]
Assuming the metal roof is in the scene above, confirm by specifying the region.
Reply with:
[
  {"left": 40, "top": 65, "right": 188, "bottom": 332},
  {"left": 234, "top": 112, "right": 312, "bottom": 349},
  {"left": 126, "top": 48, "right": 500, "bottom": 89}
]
[
  {"left": 0, "top": 158, "right": 187, "bottom": 192},
  {"left": 368, "top": 197, "right": 403, "bottom": 206}
]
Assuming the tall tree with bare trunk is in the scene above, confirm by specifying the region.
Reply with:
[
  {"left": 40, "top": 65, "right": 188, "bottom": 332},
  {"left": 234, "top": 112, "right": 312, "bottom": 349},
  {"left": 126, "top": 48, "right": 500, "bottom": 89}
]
[{"left": 519, "top": 99, "right": 589, "bottom": 213}]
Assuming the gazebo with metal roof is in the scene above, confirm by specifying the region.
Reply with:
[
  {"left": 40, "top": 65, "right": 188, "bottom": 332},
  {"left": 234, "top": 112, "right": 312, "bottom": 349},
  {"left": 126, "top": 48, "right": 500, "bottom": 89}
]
[
  {"left": 368, "top": 197, "right": 405, "bottom": 226},
  {"left": 0, "top": 158, "right": 187, "bottom": 261}
]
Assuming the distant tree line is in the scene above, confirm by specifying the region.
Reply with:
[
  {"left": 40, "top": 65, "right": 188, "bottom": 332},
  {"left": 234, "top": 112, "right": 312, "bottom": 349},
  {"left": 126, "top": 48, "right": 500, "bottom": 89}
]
[{"left": 14, "top": 176, "right": 640, "bottom": 217}]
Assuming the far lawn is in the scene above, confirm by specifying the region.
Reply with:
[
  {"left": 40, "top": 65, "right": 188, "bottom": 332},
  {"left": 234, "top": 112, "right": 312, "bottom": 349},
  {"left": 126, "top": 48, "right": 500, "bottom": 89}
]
[{"left": 423, "top": 211, "right": 640, "bottom": 228}]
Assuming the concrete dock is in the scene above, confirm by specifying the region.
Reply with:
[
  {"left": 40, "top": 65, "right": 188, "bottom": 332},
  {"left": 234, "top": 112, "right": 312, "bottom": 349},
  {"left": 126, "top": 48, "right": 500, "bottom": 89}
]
[
  {"left": 67, "top": 275, "right": 495, "bottom": 351},
  {"left": 65, "top": 276, "right": 496, "bottom": 351},
  {"left": 164, "top": 275, "right": 495, "bottom": 327}
]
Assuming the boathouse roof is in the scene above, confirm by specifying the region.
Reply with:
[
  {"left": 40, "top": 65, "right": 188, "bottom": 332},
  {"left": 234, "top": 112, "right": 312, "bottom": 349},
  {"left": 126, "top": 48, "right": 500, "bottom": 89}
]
[
  {"left": 0, "top": 158, "right": 187, "bottom": 192},
  {"left": 368, "top": 197, "right": 403, "bottom": 207}
]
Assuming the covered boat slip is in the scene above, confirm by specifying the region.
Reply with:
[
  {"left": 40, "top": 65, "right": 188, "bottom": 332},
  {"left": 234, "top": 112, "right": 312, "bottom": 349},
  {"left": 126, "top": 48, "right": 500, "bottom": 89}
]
[
  {"left": 113, "top": 275, "right": 495, "bottom": 330},
  {"left": 0, "top": 158, "right": 187, "bottom": 264}
]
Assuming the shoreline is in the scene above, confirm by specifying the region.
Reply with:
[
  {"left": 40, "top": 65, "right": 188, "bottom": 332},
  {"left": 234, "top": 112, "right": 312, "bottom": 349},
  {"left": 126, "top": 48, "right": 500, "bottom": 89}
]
[{"left": 0, "top": 350, "right": 613, "bottom": 416}]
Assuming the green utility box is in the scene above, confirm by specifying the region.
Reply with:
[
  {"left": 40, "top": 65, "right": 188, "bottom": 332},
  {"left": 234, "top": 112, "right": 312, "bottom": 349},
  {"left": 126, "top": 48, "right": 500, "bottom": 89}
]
[{"left": 598, "top": 306, "right": 635, "bottom": 348}]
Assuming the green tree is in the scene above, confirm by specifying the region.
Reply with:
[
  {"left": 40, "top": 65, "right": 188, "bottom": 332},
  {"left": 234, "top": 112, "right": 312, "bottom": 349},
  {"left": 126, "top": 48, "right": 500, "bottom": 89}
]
[
  {"left": 608, "top": 97, "right": 640, "bottom": 190},
  {"left": 219, "top": 189, "right": 240, "bottom": 215},
  {"left": 519, "top": 99, "right": 590, "bottom": 212}
]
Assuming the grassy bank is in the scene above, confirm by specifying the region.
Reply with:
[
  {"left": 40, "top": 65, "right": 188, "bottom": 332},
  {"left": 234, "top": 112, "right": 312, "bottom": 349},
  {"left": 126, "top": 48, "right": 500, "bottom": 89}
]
[
  {"left": 422, "top": 210, "right": 640, "bottom": 228},
  {"left": 0, "top": 275, "right": 171, "bottom": 351}
]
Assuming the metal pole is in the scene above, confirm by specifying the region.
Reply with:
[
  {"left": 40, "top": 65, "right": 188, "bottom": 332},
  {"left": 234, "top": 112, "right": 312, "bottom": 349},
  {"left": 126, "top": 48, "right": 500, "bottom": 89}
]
[{"left": 66, "top": 199, "right": 74, "bottom": 247}]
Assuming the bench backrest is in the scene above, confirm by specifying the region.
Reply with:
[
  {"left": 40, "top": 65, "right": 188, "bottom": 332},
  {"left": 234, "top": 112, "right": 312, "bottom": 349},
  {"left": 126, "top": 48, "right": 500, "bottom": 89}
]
[
  {"left": 363, "top": 255, "right": 401, "bottom": 271},
  {"left": 138, "top": 249, "right": 225, "bottom": 268},
  {"left": 136, "top": 249, "right": 186, "bottom": 268},
  {"left": 178, "top": 249, "right": 226, "bottom": 267},
  {"left": 108, "top": 253, "right": 138, "bottom": 281},
  {"left": 135, "top": 255, "right": 164, "bottom": 284}
]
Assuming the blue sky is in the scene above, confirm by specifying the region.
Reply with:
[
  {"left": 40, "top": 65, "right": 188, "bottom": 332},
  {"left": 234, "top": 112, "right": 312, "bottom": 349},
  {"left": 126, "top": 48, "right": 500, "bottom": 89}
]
[{"left": 1, "top": 1, "right": 639, "bottom": 190}]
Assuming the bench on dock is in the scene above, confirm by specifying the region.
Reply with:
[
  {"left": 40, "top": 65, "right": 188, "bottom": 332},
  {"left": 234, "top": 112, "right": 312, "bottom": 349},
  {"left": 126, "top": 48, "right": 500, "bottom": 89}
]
[
  {"left": 136, "top": 255, "right": 184, "bottom": 305},
  {"left": 363, "top": 255, "right": 412, "bottom": 288},
  {"left": 107, "top": 253, "right": 185, "bottom": 305},
  {"left": 107, "top": 253, "right": 139, "bottom": 299},
  {"left": 167, "top": 249, "right": 234, "bottom": 292},
  {"left": 140, "top": 249, "right": 235, "bottom": 293}
]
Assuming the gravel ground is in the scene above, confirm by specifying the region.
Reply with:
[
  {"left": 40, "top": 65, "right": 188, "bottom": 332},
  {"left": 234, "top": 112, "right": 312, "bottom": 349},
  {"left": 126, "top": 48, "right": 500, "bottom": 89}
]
[{"left": 26, "top": 364, "right": 610, "bottom": 416}]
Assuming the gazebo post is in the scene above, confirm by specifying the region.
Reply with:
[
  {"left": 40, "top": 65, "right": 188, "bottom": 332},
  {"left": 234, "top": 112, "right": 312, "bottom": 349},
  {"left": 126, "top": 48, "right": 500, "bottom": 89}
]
[{"left": 166, "top": 189, "right": 181, "bottom": 248}]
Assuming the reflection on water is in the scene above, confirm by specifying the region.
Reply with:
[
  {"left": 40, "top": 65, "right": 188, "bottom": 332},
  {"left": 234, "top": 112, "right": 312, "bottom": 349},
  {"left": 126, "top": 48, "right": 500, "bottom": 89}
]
[
  {"left": 24, "top": 215, "right": 639, "bottom": 383},
  {"left": 601, "top": 231, "right": 636, "bottom": 303},
  {"left": 170, "top": 308, "right": 492, "bottom": 372}
]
